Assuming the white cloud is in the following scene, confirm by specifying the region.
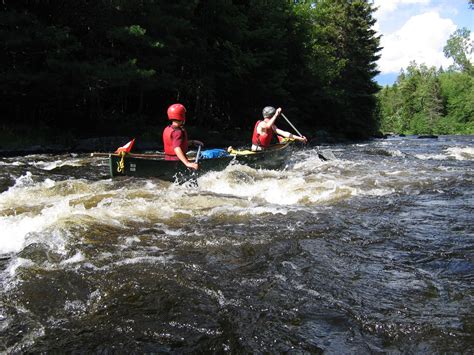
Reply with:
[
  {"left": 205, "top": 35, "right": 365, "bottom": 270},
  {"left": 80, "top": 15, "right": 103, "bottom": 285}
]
[
  {"left": 373, "top": 0, "right": 431, "bottom": 18},
  {"left": 377, "top": 11, "right": 457, "bottom": 74}
]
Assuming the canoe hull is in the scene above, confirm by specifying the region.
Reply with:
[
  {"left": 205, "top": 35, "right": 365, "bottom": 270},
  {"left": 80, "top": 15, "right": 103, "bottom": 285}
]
[{"left": 108, "top": 143, "right": 292, "bottom": 181}]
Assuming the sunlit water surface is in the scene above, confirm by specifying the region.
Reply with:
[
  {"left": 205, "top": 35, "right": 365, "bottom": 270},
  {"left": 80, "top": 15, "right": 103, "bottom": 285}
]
[{"left": 0, "top": 136, "right": 472, "bottom": 353}]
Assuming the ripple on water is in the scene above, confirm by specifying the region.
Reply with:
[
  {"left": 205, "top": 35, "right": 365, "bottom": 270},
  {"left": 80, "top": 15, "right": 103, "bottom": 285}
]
[{"left": 0, "top": 137, "right": 472, "bottom": 353}]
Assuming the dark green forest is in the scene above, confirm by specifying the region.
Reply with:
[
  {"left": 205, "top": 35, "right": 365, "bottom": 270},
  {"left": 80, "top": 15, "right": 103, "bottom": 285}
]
[
  {"left": 377, "top": 27, "right": 474, "bottom": 135},
  {"left": 0, "top": 0, "right": 382, "bottom": 147}
]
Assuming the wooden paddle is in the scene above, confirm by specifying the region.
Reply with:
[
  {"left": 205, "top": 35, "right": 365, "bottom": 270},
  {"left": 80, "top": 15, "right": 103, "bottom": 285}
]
[
  {"left": 280, "top": 112, "right": 304, "bottom": 138},
  {"left": 280, "top": 112, "right": 333, "bottom": 161},
  {"left": 195, "top": 144, "right": 202, "bottom": 163}
]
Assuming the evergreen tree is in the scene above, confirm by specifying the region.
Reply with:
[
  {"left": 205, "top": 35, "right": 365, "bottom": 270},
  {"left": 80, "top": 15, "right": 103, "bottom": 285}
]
[
  {"left": 1, "top": 0, "right": 384, "bottom": 143},
  {"left": 288, "top": 0, "right": 381, "bottom": 138},
  {"left": 332, "top": 0, "right": 381, "bottom": 137},
  {"left": 377, "top": 62, "right": 473, "bottom": 135},
  {"left": 438, "top": 71, "right": 474, "bottom": 134}
]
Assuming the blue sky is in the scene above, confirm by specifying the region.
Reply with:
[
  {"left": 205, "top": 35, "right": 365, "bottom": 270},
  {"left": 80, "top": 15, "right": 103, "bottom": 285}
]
[{"left": 372, "top": 0, "right": 473, "bottom": 86}]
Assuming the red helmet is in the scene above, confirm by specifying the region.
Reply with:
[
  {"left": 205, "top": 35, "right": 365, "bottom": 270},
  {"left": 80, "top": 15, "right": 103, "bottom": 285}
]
[{"left": 167, "top": 103, "right": 186, "bottom": 121}]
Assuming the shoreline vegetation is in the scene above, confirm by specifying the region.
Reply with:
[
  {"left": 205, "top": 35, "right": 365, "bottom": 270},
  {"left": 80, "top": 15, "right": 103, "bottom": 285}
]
[
  {"left": 1, "top": 2, "right": 471, "bottom": 156},
  {"left": 377, "top": 63, "right": 473, "bottom": 135},
  {"left": 377, "top": 27, "right": 473, "bottom": 136},
  {"left": 1, "top": 1, "right": 381, "bottom": 148}
]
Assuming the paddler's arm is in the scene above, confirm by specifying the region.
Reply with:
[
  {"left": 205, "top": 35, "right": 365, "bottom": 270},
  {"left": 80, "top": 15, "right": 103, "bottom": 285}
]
[
  {"left": 275, "top": 128, "right": 307, "bottom": 144},
  {"left": 260, "top": 107, "right": 282, "bottom": 129},
  {"left": 174, "top": 146, "right": 198, "bottom": 170}
]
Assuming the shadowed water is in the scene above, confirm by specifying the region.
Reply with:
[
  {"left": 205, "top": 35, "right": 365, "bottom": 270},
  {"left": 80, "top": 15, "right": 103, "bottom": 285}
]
[{"left": 0, "top": 136, "right": 473, "bottom": 353}]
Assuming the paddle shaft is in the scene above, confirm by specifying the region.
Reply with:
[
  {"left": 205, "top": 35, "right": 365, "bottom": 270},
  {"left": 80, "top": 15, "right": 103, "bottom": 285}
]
[
  {"left": 280, "top": 112, "right": 330, "bottom": 160},
  {"left": 195, "top": 144, "right": 202, "bottom": 164},
  {"left": 280, "top": 113, "right": 303, "bottom": 138}
]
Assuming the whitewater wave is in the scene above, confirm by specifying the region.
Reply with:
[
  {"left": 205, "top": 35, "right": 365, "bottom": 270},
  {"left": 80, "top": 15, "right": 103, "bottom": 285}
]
[
  {"left": 1, "top": 145, "right": 466, "bottom": 256},
  {"left": 445, "top": 146, "right": 474, "bottom": 160},
  {"left": 414, "top": 153, "right": 448, "bottom": 160},
  {"left": 32, "top": 158, "right": 85, "bottom": 171},
  {"left": 0, "top": 161, "right": 23, "bottom": 166},
  {"left": 412, "top": 145, "right": 473, "bottom": 161}
]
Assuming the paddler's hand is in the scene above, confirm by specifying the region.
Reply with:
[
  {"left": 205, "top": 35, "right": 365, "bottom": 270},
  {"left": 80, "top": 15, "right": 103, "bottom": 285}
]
[
  {"left": 186, "top": 162, "right": 199, "bottom": 170},
  {"left": 191, "top": 140, "right": 204, "bottom": 147},
  {"left": 299, "top": 135, "right": 308, "bottom": 144},
  {"left": 276, "top": 107, "right": 282, "bottom": 116}
]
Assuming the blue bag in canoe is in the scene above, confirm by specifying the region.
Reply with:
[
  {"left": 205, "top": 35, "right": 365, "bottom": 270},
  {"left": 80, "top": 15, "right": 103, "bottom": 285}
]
[{"left": 199, "top": 148, "right": 230, "bottom": 159}]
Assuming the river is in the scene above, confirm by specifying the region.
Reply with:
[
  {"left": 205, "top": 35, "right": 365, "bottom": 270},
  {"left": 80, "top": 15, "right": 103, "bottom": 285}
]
[{"left": 0, "top": 135, "right": 472, "bottom": 353}]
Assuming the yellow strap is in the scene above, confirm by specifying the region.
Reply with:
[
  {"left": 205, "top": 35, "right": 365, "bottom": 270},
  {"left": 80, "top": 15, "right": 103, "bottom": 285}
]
[
  {"left": 228, "top": 148, "right": 256, "bottom": 155},
  {"left": 117, "top": 152, "right": 126, "bottom": 173},
  {"left": 227, "top": 138, "right": 294, "bottom": 156}
]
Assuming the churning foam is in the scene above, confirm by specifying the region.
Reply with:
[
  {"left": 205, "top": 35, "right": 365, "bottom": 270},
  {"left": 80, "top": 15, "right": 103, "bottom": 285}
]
[
  {"left": 0, "top": 199, "right": 73, "bottom": 254},
  {"left": 414, "top": 146, "right": 474, "bottom": 161},
  {"left": 33, "top": 158, "right": 84, "bottom": 171},
  {"left": 0, "top": 149, "right": 410, "bottom": 255},
  {"left": 196, "top": 153, "right": 393, "bottom": 207},
  {"left": 414, "top": 153, "right": 448, "bottom": 160},
  {"left": 197, "top": 164, "right": 308, "bottom": 206},
  {"left": 446, "top": 146, "right": 474, "bottom": 161}
]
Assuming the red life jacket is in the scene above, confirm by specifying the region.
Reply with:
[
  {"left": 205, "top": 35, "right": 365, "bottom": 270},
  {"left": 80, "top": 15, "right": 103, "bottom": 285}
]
[
  {"left": 252, "top": 120, "right": 274, "bottom": 148},
  {"left": 163, "top": 125, "right": 188, "bottom": 160}
]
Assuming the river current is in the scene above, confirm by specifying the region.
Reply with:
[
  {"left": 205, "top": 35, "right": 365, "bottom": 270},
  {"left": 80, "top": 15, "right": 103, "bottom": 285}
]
[{"left": 0, "top": 136, "right": 472, "bottom": 353}]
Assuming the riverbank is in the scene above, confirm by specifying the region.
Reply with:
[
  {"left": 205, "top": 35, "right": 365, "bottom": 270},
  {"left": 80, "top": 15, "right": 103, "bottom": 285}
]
[{"left": 0, "top": 126, "right": 244, "bottom": 157}]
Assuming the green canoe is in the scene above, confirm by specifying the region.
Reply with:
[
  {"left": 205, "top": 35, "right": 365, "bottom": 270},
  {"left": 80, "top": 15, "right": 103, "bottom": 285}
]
[{"left": 107, "top": 141, "right": 294, "bottom": 181}]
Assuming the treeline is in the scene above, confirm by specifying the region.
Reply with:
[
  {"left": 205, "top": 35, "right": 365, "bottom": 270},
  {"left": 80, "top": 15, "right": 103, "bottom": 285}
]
[
  {"left": 0, "top": 0, "right": 380, "bottom": 143},
  {"left": 377, "top": 28, "right": 473, "bottom": 135}
]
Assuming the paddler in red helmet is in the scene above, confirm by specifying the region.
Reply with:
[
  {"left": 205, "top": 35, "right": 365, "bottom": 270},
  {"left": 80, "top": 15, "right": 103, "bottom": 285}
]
[
  {"left": 162, "top": 103, "right": 204, "bottom": 170},
  {"left": 251, "top": 106, "right": 307, "bottom": 151}
]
